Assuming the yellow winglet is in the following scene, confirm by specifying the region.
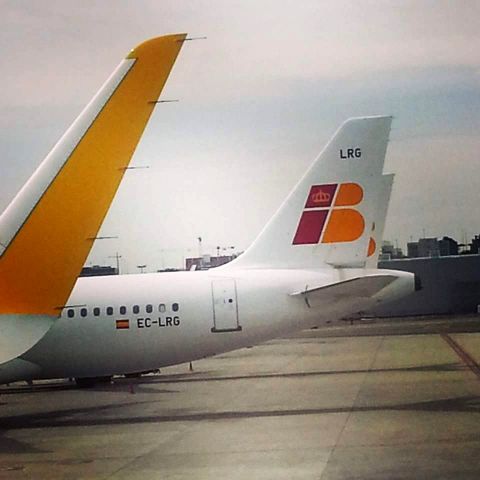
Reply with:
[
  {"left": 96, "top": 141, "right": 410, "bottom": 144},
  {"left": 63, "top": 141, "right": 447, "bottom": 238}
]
[{"left": 0, "top": 34, "right": 187, "bottom": 315}]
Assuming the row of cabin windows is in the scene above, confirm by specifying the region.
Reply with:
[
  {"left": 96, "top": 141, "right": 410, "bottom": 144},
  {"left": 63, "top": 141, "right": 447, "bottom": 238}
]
[{"left": 66, "top": 303, "right": 179, "bottom": 319}]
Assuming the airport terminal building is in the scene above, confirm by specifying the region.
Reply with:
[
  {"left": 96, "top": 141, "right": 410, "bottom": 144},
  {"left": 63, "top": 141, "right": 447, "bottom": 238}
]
[{"left": 373, "top": 253, "right": 480, "bottom": 317}]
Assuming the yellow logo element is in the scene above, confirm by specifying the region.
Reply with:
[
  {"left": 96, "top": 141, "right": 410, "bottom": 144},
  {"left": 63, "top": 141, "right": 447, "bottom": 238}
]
[
  {"left": 322, "top": 209, "right": 365, "bottom": 243},
  {"left": 334, "top": 183, "right": 363, "bottom": 206},
  {"left": 321, "top": 182, "right": 365, "bottom": 243}
]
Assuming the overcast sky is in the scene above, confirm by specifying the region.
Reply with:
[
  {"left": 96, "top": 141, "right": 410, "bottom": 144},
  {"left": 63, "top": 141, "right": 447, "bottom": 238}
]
[{"left": 1, "top": 0, "right": 479, "bottom": 271}]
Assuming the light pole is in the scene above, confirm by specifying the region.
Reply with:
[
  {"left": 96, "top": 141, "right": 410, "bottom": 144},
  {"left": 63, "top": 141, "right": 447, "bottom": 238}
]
[{"left": 109, "top": 252, "right": 122, "bottom": 275}]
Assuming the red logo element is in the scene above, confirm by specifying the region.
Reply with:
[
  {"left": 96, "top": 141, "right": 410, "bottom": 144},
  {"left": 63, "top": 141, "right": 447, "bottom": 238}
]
[
  {"left": 292, "top": 210, "right": 328, "bottom": 245},
  {"left": 305, "top": 184, "right": 337, "bottom": 208}
]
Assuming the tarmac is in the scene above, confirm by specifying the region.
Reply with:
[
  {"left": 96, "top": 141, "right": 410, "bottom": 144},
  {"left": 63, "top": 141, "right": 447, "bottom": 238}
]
[{"left": 1, "top": 315, "right": 480, "bottom": 479}]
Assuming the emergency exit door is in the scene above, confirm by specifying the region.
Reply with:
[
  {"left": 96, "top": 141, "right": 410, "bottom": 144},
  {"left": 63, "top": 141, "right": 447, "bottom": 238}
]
[{"left": 211, "top": 279, "right": 241, "bottom": 332}]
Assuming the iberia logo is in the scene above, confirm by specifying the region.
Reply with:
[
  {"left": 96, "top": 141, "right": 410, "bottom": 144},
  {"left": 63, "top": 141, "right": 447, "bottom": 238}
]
[{"left": 293, "top": 182, "right": 365, "bottom": 245}]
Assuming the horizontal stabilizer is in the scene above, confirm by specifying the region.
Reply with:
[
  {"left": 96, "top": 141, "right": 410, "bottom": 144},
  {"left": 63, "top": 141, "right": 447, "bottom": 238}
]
[{"left": 291, "top": 274, "right": 397, "bottom": 309}]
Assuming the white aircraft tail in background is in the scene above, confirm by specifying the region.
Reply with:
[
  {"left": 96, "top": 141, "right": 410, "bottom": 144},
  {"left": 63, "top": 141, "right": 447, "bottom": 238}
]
[
  {"left": 229, "top": 116, "right": 392, "bottom": 270},
  {"left": 366, "top": 173, "right": 395, "bottom": 268},
  {"left": 0, "top": 34, "right": 186, "bottom": 363}
]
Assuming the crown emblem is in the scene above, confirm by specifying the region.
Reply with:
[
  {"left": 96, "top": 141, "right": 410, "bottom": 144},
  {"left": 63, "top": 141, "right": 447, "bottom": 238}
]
[{"left": 311, "top": 190, "right": 330, "bottom": 204}]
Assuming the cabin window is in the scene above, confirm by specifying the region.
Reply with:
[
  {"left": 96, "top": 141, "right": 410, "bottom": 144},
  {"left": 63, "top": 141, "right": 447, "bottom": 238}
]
[
  {"left": 93, "top": 307, "right": 100, "bottom": 317},
  {"left": 159, "top": 304, "right": 166, "bottom": 313},
  {"left": 80, "top": 308, "right": 88, "bottom": 317},
  {"left": 133, "top": 305, "right": 140, "bottom": 314},
  {"left": 106, "top": 306, "right": 113, "bottom": 315},
  {"left": 146, "top": 304, "right": 153, "bottom": 313},
  {"left": 120, "top": 306, "right": 126, "bottom": 315},
  {"left": 172, "top": 303, "right": 179, "bottom": 312},
  {"left": 67, "top": 309, "right": 74, "bottom": 318}
]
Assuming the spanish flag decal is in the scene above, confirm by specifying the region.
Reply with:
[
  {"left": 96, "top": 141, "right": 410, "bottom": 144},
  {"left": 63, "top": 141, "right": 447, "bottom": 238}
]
[{"left": 116, "top": 319, "right": 130, "bottom": 330}]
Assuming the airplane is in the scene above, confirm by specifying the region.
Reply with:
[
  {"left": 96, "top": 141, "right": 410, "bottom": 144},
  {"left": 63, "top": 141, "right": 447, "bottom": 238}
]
[
  {"left": 0, "top": 34, "right": 415, "bottom": 384},
  {"left": 0, "top": 34, "right": 187, "bottom": 365},
  {"left": 0, "top": 35, "right": 417, "bottom": 387}
]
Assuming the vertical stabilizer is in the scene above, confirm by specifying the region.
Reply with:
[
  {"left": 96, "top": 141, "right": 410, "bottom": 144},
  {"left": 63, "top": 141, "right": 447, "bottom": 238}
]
[
  {"left": 0, "top": 34, "right": 186, "bottom": 362},
  {"left": 366, "top": 174, "right": 394, "bottom": 268},
  {"left": 228, "top": 116, "right": 392, "bottom": 270}
]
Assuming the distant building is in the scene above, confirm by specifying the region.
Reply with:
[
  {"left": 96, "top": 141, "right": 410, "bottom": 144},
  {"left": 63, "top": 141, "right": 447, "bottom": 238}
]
[
  {"left": 80, "top": 265, "right": 117, "bottom": 277},
  {"left": 407, "top": 236, "right": 458, "bottom": 258},
  {"left": 470, "top": 235, "right": 480, "bottom": 254},
  {"left": 393, "top": 247, "right": 404, "bottom": 258},
  {"left": 186, "top": 255, "right": 236, "bottom": 271},
  {"left": 379, "top": 241, "right": 393, "bottom": 260},
  {"left": 381, "top": 241, "right": 394, "bottom": 259},
  {"left": 439, "top": 236, "right": 459, "bottom": 256},
  {"left": 417, "top": 237, "right": 440, "bottom": 258},
  {"left": 407, "top": 242, "right": 419, "bottom": 258},
  {"left": 379, "top": 241, "right": 404, "bottom": 261}
]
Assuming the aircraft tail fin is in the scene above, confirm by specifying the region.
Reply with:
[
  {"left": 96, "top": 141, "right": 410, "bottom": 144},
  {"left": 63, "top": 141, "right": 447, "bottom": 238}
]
[
  {"left": 228, "top": 116, "right": 392, "bottom": 270},
  {"left": 0, "top": 34, "right": 186, "bottom": 362},
  {"left": 366, "top": 173, "right": 394, "bottom": 268}
]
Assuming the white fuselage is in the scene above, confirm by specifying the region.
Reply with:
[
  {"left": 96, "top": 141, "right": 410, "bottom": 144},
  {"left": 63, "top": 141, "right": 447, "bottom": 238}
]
[{"left": 0, "top": 267, "right": 413, "bottom": 383}]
